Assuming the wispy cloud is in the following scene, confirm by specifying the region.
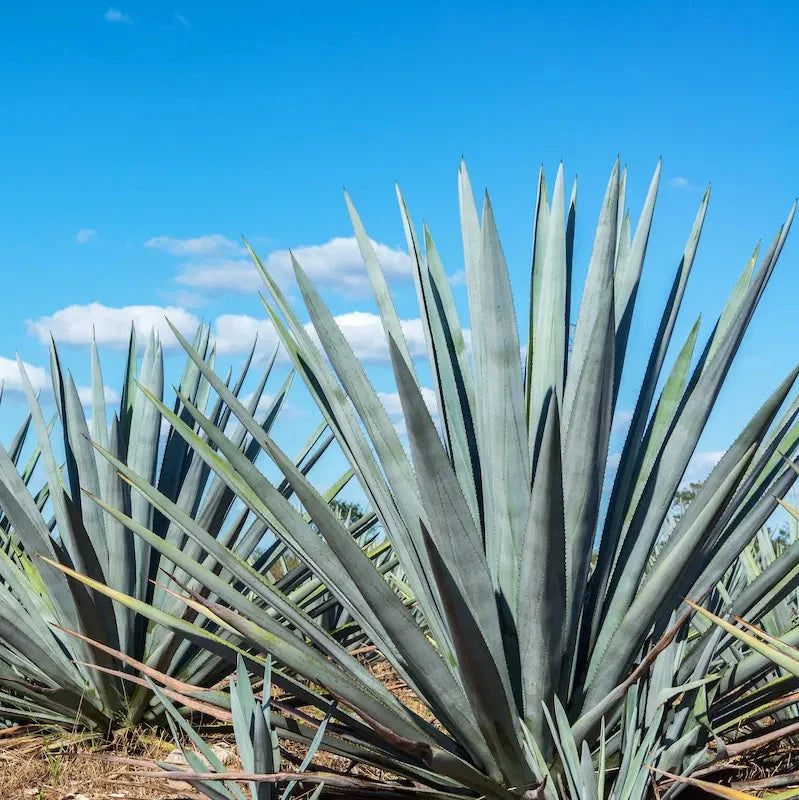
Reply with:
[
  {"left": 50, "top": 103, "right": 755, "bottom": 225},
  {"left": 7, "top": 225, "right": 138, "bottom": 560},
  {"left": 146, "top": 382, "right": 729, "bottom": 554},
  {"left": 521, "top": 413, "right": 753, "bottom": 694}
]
[
  {"left": 1, "top": 354, "right": 118, "bottom": 408},
  {"left": 77, "top": 384, "right": 121, "bottom": 406},
  {"left": 26, "top": 303, "right": 200, "bottom": 350},
  {"left": 605, "top": 447, "right": 723, "bottom": 487},
  {"left": 164, "top": 289, "right": 208, "bottom": 308},
  {"left": 104, "top": 7, "right": 132, "bottom": 23},
  {"left": 25, "top": 301, "right": 446, "bottom": 368},
  {"left": 174, "top": 12, "right": 190, "bottom": 27},
  {"left": 145, "top": 233, "right": 244, "bottom": 257},
  {"left": 174, "top": 259, "right": 256, "bottom": 291},
  {"left": 682, "top": 450, "right": 725, "bottom": 486},
  {"left": 75, "top": 228, "right": 97, "bottom": 244},
  {"left": 305, "top": 312, "right": 429, "bottom": 363},
  {"left": 611, "top": 408, "right": 633, "bottom": 437},
  {"left": 0, "top": 355, "right": 48, "bottom": 394},
  {"left": 668, "top": 176, "right": 701, "bottom": 191},
  {"left": 160, "top": 234, "right": 413, "bottom": 297}
]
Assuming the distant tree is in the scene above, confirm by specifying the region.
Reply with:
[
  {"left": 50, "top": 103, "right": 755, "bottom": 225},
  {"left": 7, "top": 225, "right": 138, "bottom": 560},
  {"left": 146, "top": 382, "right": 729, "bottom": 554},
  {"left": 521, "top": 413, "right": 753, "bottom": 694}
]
[
  {"left": 673, "top": 481, "right": 704, "bottom": 520},
  {"left": 329, "top": 499, "right": 365, "bottom": 525}
]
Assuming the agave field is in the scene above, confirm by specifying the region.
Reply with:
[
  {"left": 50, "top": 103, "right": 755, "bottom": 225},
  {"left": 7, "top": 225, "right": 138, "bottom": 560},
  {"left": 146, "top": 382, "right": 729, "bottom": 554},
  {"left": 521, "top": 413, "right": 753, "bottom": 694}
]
[{"left": 3, "top": 158, "right": 799, "bottom": 799}]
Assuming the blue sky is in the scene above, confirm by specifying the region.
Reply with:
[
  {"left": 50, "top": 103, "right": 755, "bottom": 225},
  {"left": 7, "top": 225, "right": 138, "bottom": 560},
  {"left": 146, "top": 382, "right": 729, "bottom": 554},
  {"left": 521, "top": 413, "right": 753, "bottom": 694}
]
[{"left": 1, "top": 1, "right": 798, "bottom": 497}]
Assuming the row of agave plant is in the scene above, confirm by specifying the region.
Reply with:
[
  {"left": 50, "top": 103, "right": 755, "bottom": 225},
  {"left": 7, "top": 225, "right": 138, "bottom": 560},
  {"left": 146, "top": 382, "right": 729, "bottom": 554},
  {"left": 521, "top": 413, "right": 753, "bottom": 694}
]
[
  {"left": 0, "top": 329, "right": 382, "bottom": 727},
  {"left": 1, "top": 157, "right": 799, "bottom": 798}
]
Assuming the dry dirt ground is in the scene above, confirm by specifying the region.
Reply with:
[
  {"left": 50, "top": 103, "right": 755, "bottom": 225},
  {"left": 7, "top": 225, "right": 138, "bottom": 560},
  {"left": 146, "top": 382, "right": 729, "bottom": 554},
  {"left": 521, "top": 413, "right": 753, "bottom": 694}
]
[{"left": 0, "top": 725, "right": 189, "bottom": 800}]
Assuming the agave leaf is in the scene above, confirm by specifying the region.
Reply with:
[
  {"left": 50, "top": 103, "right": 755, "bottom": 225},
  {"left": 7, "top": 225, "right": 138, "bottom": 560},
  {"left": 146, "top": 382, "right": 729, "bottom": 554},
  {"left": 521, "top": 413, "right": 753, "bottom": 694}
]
[
  {"left": 579, "top": 740, "right": 598, "bottom": 800},
  {"left": 706, "top": 243, "right": 759, "bottom": 365},
  {"left": 418, "top": 223, "right": 482, "bottom": 525},
  {"left": 102, "top": 416, "right": 137, "bottom": 655},
  {"left": 613, "top": 160, "right": 661, "bottom": 403},
  {"left": 89, "top": 334, "right": 108, "bottom": 450},
  {"left": 388, "top": 337, "right": 499, "bottom": 649},
  {"left": 118, "top": 326, "right": 138, "bottom": 445},
  {"left": 524, "top": 166, "right": 550, "bottom": 420},
  {"left": 15, "top": 357, "right": 91, "bottom": 578},
  {"left": 562, "top": 158, "right": 619, "bottom": 429},
  {"left": 128, "top": 332, "right": 164, "bottom": 604},
  {"left": 231, "top": 656, "right": 256, "bottom": 772},
  {"left": 541, "top": 698, "right": 579, "bottom": 800},
  {"left": 63, "top": 371, "right": 109, "bottom": 575},
  {"left": 560, "top": 161, "right": 619, "bottom": 675},
  {"left": 388, "top": 338, "right": 520, "bottom": 770},
  {"left": 420, "top": 522, "right": 530, "bottom": 788},
  {"left": 344, "top": 190, "right": 415, "bottom": 374},
  {"left": 517, "top": 391, "right": 566, "bottom": 746},
  {"left": 281, "top": 699, "right": 335, "bottom": 800},
  {"left": 147, "top": 675, "right": 247, "bottom": 800},
  {"left": 473, "top": 192, "right": 530, "bottom": 617},
  {"left": 527, "top": 165, "right": 568, "bottom": 458},
  {"left": 622, "top": 315, "right": 702, "bottom": 540}
]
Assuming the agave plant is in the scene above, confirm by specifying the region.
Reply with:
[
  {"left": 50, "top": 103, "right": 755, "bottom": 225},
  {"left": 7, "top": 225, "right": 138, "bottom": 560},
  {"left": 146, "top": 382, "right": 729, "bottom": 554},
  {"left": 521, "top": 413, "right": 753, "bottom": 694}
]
[
  {"left": 51, "top": 159, "right": 799, "bottom": 797},
  {"left": 0, "top": 326, "right": 354, "bottom": 728},
  {"left": 131, "top": 654, "right": 338, "bottom": 800}
]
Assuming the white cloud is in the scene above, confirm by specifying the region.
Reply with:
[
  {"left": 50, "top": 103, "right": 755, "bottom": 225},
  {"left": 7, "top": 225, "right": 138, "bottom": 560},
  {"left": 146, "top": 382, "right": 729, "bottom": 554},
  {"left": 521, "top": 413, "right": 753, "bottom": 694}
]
[
  {"left": 172, "top": 236, "right": 412, "bottom": 296},
  {"left": 26, "top": 303, "right": 200, "bottom": 350},
  {"left": 668, "top": 176, "right": 701, "bottom": 191},
  {"left": 104, "top": 7, "right": 132, "bottom": 22},
  {"left": 240, "top": 391, "right": 277, "bottom": 414},
  {"left": 607, "top": 448, "right": 724, "bottom": 487},
  {"left": 305, "top": 312, "right": 428, "bottom": 363},
  {"left": 0, "top": 356, "right": 116, "bottom": 411},
  {"left": 168, "top": 289, "right": 208, "bottom": 308},
  {"left": 145, "top": 234, "right": 244, "bottom": 257},
  {"left": 77, "top": 385, "right": 121, "bottom": 406},
  {"left": 0, "top": 356, "right": 48, "bottom": 394},
  {"left": 611, "top": 408, "right": 633, "bottom": 437},
  {"left": 285, "top": 237, "right": 411, "bottom": 289},
  {"left": 175, "top": 12, "right": 190, "bottom": 27},
  {"left": 213, "top": 314, "right": 280, "bottom": 359},
  {"left": 682, "top": 450, "right": 725, "bottom": 486},
  {"left": 75, "top": 228, "right": 97, "bottom": 244},
  {"left": 27, "top": 303, "right": 435, "bottom": 366},
  {"left": 175, "top": 259, "right": 257, "bottom": 290}
]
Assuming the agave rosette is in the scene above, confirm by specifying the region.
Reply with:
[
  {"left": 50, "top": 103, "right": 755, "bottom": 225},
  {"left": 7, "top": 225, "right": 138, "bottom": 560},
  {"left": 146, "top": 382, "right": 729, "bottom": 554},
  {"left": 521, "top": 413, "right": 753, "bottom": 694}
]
[{"left": 48, "top": 160, "right": 799, "bottom": 797}]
